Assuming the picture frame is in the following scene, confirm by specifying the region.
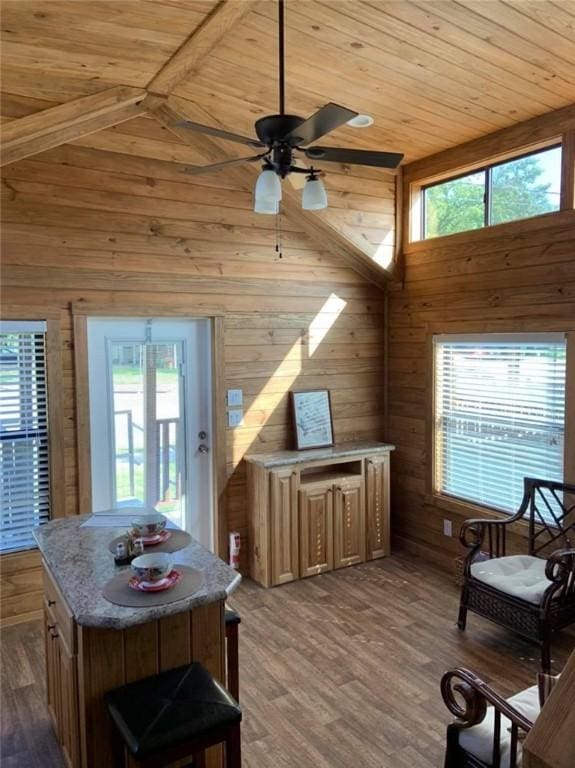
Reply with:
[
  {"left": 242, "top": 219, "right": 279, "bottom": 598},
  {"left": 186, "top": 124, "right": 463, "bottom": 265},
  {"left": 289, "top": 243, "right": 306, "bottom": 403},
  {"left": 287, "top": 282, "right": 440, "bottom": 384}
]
[{"left": 290, "top": 389, "right": 334, "bottom": 450}]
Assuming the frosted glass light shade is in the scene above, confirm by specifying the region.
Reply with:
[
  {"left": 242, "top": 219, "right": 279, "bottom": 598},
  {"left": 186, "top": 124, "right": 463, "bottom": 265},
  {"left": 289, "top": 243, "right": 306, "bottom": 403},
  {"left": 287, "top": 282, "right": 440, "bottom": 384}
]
[
  {"left": 254, "top": 169, "right": 282, "bottom": 203},
  {"left": 302, "top": 177, "right": 328, "bottom": 210},
  {"left": 254, "top": 197, "right": 279, "bottom": 215}
]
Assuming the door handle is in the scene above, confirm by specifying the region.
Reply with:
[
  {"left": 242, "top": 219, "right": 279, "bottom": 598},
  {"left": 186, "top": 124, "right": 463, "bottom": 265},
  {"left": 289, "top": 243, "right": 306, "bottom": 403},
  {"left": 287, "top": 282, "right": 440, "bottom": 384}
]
[{"left": 198, "top": 444, "right": 209, "bottom": 454}]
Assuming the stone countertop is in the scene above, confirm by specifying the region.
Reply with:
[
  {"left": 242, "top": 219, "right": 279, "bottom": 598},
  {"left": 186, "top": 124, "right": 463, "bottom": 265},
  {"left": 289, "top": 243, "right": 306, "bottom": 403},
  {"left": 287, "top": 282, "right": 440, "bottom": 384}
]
[
  {"left": 244, "top": 440, "right": 395, "bottom": 468},
  {"left": 33, "top": 517, "right": 241, "bottom": 630}
]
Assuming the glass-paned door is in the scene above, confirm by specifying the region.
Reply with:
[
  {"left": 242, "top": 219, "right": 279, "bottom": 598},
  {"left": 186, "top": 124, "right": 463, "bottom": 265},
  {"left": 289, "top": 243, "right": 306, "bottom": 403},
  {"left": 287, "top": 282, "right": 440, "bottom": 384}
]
[
  {"left": 110, "top": 340, "right": 185, "bottom": 526},
  {"left": 87, "top": 319, "right": 213, "bottom": 548}
]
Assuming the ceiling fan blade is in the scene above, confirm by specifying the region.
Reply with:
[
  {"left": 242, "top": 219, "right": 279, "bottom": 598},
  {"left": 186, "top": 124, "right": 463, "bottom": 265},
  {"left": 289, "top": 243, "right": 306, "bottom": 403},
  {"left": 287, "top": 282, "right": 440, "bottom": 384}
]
[
  {"left": 175, "top": 119, "right": 265, "bottom": 149},
  {"left": 304, "top": 146, "right": 404, "bottom": 169},
  {"left": 182, "top": 154, "right": 267, "bottom": 176},
  {"left": 283, "top": 103, "right": 358, "bottom": 146}
]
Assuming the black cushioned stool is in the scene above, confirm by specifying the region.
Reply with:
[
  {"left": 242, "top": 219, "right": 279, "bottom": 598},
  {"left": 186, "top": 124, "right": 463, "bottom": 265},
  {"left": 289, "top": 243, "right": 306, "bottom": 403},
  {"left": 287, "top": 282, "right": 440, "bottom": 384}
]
[
  {"left": 225, "top": 608, "right": 241, "bottom": 702},
  {"left": 105, "top": 662, "right": 242, "bottom": 768}
]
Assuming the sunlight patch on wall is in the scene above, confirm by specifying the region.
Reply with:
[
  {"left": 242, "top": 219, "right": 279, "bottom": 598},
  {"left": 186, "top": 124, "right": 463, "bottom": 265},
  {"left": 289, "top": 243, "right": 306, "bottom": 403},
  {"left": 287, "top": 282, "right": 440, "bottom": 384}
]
[
  {"left": 231, "top": 338, "right": 303, "bottom": 463},
  {"left": 372, "top": 229, "right": 395, "bottom": 270},
  {"left": 230, "top": 294, "right": 347, "bottom": 463},
  {"left": 308, "top": 293, "right": 347, "bottom": 356}
]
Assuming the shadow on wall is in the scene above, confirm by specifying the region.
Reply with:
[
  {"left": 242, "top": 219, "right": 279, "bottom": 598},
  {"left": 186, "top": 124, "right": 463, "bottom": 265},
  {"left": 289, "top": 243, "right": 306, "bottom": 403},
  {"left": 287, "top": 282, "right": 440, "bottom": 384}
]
[{"left": 224, "top": 290, "right": 387, "bottom": 555}]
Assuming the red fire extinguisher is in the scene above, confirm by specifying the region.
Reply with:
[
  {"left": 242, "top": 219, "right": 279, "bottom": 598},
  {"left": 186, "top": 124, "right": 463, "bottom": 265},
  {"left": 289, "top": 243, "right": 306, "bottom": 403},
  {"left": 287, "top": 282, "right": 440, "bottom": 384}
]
[{"left": 229, "top": 531, "right": 241, "bottom": 570}]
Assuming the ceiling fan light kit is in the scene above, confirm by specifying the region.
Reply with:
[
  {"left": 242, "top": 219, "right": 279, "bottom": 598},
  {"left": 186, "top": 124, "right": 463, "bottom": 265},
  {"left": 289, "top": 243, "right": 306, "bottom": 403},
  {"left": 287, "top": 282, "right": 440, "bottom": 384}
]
[
  {"left": 178, "top": 0, "right": 403, "bottom": 216},
  {"left": 302, "top": 173, "right": 328, "bottom": 211},
  {"left": 255, "top": 167, "right": 282, "bottom": 204},
  {"left": 254, "top": 197, "right": 280, "bottom": 215}
]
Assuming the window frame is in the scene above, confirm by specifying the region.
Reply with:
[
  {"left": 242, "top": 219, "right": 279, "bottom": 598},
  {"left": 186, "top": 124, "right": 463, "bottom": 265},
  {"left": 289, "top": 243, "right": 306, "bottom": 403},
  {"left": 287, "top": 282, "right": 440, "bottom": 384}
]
[
  {"left": 0, "top": 308, "right": 65, "bottom": 559},
  {"left": 420, "top": 143, "right": 562, "bottom": 240},
  {"left": 425, "top": 322, "right": 575, "bottom": 522},
  {"left": 403, "top": 124, "right": 575, "bottom": 252},
  {"left": 431, "top": 331, "right": 567, "bottom": 516}
]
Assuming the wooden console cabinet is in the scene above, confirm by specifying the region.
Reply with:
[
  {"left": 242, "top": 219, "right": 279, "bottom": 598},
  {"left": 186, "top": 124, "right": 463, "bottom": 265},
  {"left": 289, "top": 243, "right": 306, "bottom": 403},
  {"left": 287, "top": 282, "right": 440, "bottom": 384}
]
[{"left": 246, "top": 442, "right": 394, "bottom": 587}]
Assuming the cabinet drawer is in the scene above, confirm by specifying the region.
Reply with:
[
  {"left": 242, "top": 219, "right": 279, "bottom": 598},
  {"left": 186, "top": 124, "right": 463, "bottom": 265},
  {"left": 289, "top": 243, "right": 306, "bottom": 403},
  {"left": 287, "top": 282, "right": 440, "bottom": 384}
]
[{"left": 43, "top": 563, "right": 76, "bottom": 653}]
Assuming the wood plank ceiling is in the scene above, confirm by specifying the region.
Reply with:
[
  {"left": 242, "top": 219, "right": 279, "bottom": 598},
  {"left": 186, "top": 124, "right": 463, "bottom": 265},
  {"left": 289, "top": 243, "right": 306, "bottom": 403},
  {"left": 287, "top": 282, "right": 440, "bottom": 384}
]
[
  {"left": 2, "top": 0, "right": 574, "bottom": 163},
  {"left": 1, "top": 0, "right": 574, "bottom": 284}
]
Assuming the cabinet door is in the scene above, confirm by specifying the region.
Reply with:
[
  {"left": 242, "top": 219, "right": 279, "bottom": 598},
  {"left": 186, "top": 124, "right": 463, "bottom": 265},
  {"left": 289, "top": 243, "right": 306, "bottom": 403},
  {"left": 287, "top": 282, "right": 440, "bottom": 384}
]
[
  {"left": 58, "top": 633, "right": 80, "bottom": 768},
  {"left": 299, "top": 483, "right": 334, "bottom": 578},
  {"left": 366, "top": 455, "right": 390, "bottom": 559},
  {"left": 334, "top": 477, "right": 366, "bottom": 569},
  {"left": 270, "top": 468, "right": 299, "bottom": 585},
  {"left": 44, "top": 611, "right": 60, "bottom": 734}
]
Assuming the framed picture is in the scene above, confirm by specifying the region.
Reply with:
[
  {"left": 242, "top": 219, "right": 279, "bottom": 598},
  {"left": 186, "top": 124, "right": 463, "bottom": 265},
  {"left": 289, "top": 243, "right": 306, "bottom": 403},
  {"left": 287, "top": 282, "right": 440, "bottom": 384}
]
[{"left": 290, "top": 389, "right": 334, "bottom": 450}]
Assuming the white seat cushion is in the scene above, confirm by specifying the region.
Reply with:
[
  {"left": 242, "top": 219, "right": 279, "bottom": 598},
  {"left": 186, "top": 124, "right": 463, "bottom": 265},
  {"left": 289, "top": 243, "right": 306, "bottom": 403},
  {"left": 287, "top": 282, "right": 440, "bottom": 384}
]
[
  {"left": 459, "top": 684, "right": 540, "bottom": 767},
  {"left": 470, "top": 555, "right": 552, "bottom": 604}
]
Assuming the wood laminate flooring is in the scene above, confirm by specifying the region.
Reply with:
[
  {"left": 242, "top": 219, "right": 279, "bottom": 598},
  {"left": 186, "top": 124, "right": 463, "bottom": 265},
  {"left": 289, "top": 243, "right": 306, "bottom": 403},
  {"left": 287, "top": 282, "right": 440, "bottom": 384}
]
[{"left": 1, "top": 553, "right": 573, "bottom": 767}]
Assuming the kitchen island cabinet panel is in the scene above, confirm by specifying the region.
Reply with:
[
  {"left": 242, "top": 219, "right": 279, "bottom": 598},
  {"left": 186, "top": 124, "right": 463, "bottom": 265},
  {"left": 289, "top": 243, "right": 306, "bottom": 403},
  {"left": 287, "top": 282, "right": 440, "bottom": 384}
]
[{"left": 34, "top": 517, "right": 239, "bottom": 768}]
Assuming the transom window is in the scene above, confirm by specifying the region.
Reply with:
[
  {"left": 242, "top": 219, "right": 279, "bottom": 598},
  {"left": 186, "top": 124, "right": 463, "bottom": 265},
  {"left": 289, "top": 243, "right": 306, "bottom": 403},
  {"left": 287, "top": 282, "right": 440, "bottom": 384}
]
[
  {"left": 0, "top": 321, "right": 50, "bottom": 553},
  {"left": 422, "top": 144, "right": 562, "bottom": 239},
  {"left": 433, "top": 333, "right": 566, "bottom": 515}
]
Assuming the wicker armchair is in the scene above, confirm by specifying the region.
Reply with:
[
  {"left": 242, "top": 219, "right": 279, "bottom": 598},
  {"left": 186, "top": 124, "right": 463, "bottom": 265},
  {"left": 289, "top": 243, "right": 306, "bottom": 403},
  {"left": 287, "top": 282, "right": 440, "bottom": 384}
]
[
  {"left": 458, "top": 477, "right": 575, "bottom": 672},
  {"left": 441, "top": 667, "right": 538, "bottom": 768}
]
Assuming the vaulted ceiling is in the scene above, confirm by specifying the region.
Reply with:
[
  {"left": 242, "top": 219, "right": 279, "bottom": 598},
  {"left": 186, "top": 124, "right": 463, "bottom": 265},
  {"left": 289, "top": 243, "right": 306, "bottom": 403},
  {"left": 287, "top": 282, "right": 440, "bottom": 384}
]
[
  {"left": 1, "top": 0, "right": 574, "bottom": 285},
  {"left": 2, "top": 0, "right": 574, "bottom": 162}
]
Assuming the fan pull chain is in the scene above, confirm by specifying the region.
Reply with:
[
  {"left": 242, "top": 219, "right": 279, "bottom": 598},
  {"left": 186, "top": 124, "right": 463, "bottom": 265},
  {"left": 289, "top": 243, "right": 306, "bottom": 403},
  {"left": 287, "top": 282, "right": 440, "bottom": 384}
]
[{"left": 275, "top": 208, "right": 283, "bottom": 259}]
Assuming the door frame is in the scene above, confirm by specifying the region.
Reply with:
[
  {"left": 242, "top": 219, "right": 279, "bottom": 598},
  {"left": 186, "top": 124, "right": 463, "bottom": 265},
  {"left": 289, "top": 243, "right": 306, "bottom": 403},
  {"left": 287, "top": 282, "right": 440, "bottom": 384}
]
[{"left": 72, "top": 303, "right": 227, "bottom": 558}]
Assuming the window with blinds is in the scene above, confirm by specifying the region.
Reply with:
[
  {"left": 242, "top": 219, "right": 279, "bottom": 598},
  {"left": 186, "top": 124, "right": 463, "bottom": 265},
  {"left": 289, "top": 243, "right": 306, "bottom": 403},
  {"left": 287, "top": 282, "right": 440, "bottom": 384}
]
[
  {"left": 0, "top": 321, "right": 50, "bottom": 553},
  {"left": 434, "top": 333, "right": 566, "bottom": 515}
]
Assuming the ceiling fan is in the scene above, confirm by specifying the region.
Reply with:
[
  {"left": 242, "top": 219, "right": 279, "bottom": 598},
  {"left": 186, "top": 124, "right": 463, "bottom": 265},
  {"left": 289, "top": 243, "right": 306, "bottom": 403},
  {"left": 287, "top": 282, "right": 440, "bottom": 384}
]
[{"left": 177, "top": 0, "right": 404, "bottom": 213}]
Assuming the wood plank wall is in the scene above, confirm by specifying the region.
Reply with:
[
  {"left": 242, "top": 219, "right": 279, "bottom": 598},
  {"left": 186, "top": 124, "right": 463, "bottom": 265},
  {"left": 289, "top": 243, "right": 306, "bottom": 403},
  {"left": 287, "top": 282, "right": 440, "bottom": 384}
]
[
  {"left": 0, "top": 127, "right": 394, "bottom": 622},
  {"left": 387, "top": 208, "right": 575, "bottom": 571}
]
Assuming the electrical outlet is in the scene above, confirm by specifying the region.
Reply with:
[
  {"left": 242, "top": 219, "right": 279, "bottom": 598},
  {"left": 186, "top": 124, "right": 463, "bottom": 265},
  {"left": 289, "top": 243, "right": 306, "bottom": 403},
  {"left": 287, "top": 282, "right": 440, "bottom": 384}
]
[
  {"left": 227, "top": 389, "right": 243, "bottom": 407},
  {"left": 443, "top": 519, "right": 453, "bottom": 537},
  {"left": 228, "top": 409, "right": 243, "bottom": 428}
]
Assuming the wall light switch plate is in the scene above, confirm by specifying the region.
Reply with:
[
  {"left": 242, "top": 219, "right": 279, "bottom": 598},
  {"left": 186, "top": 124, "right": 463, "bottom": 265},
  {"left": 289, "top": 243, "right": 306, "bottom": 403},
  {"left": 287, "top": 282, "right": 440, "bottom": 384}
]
[
  {"left": 443, "top": 519, "right": 453, "bottom": 537},
  {"left": 227, "top": 389, "right": 243, "bottom": 407},
  {"left": 228, "top": 409, "right": 243, "bottom": 428}
]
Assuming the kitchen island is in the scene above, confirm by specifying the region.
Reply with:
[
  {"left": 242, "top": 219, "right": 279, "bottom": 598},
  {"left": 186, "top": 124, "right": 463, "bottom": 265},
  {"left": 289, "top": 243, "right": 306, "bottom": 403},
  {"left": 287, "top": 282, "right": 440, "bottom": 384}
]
[{"left": 34, "top": 517, "right": 241, "bottom": 768}]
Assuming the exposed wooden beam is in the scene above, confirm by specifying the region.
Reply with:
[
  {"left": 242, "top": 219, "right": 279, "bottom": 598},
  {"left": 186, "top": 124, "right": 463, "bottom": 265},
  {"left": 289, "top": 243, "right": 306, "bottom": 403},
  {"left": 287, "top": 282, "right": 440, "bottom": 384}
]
[
  {"left": 150, "top": 97, "right": 392, "bottom": 288},
  {"left": 1, "top": 87, "right": 147, "bottom": 167},
  {"left": 146, "top": 0, "right": 259, "bottom": 98}
]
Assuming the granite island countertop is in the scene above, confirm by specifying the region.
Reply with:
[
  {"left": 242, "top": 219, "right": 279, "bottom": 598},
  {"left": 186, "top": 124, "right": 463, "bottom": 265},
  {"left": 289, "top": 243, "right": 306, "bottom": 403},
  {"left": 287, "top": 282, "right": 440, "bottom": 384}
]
[
  {"left": 245, "top": 440, "right": 395, "bottom": 468},
  {"left": 33, "top": 517, "right": 241, "bottom": 630}
]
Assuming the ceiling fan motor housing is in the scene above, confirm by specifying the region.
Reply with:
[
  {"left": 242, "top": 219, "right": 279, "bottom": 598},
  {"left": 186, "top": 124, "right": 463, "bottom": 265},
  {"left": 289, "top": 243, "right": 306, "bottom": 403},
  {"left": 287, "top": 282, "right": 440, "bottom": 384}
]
[{"left": 255, "top": 114, "right": 306, "bottom": 146}]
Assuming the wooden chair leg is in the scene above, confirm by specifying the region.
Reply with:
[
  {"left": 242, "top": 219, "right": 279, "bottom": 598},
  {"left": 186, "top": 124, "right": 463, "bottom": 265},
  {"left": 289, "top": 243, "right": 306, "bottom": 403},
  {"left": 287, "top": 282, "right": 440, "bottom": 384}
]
[
  {"left": 226, "top": 621, "right": 240, "bottom": 702},
  {"left": 225, "top": 723, "right": 241, "bottom": 768},
  {"left": 541, "top": 631, "right": 552, "bottom": 674},
  {"left": 457, "top": 600, "right": 468, "bottom": 631}
]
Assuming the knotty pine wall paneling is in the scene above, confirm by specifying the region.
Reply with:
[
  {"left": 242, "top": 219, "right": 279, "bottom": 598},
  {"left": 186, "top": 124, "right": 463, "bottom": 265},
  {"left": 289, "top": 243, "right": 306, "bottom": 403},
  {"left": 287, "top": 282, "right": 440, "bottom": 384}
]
[
  {"left": 0, "top": 131, "right": 393, "bottom": 621},
  {"left": 387, "top": 209, "right": 575, "bottom": 571}
]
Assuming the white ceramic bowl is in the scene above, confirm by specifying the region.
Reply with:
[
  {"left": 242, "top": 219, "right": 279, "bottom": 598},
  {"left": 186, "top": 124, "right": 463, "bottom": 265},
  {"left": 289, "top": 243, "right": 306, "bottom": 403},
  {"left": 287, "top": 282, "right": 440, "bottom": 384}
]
[
  {"left": 131, "top": 513, "right": 167, "bottom": 538},
  {"left": 130, "top": 552, "right": 172, "bottom": 583}
]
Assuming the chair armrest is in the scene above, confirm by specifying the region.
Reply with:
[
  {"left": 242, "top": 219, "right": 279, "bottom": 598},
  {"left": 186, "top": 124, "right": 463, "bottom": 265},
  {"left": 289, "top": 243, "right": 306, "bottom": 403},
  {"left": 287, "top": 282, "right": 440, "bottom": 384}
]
[
  {"left": 460, "top": 514, "right": 521, "bottom": 562},
  {"left": 440, "top": 668, "right": 534, "bottom": 732},
  {"left": 542, "top": 549, "right": 575, "bottom": 606}
]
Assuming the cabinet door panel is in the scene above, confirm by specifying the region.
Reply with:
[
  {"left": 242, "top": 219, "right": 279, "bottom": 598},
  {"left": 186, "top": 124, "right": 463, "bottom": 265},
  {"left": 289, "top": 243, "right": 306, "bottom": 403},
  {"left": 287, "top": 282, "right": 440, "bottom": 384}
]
[
  {"left": 366, "top": 456, "right": 390, "bottom": 559},
  {"left": 334, "top": 478, "right": 366, "bottom": 569},
  {"left": 45, "top": 612, "right": 60, "bottom": 733},
  {"left": 299, "top": 483, "right": 333, "bottom": 578},
  {"left": 270, "top": 468, "right": 299, "bottom": 585},
  {"left": 59, "top": 633, "right": 80, "bottom": 768}
]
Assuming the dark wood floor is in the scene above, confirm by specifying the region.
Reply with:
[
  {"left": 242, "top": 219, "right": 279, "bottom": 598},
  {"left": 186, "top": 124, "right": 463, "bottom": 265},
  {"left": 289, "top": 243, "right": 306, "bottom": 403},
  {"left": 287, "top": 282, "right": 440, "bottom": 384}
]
[{"left": 1, "top": 553, "right": 573, "bottom": 767}]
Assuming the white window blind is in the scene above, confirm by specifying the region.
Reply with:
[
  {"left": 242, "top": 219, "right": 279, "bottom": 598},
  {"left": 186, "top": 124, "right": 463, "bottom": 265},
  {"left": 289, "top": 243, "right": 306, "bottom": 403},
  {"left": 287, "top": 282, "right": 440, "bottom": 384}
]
[
  {"left": 434, "top": 333, "right": 566, "bottom": 514},
  {"left": 0, "top": 321, "right": 50, "bottom": 553}
]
